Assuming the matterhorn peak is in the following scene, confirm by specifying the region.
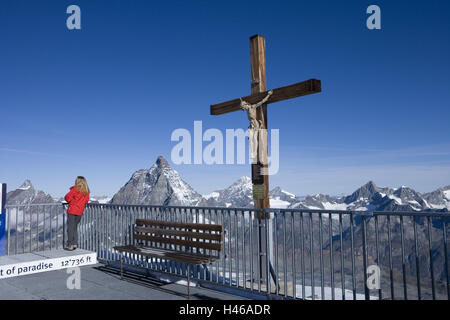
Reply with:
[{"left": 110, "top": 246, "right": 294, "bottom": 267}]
[
  {"left": 111, "top": 156, "right": 206, "bottom": 206},
  {"left": 155, "top": 155, "right": 170, "bottom": 168},
  {"left": 19, "top": 180, "right": 33, "bottom": 190}
]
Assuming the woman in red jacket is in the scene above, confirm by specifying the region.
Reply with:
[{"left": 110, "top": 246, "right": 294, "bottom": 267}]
[{"left": 64, "top": 176, "right": 90, "bottom": 251}]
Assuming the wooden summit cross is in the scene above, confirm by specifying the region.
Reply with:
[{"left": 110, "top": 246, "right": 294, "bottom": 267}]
[{"left": 210, "top": 35, "right": 322, "bottom": 216}]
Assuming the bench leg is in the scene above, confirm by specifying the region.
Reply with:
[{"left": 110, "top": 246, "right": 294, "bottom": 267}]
[
  {"left": 120, "top": 252, "right": 123, "bottom": 280},
  {"left": 187, "top": 264, "right": 190, "bottom": 298}
]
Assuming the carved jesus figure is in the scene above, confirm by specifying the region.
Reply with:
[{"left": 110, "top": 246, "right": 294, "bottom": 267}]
[
  {"left": 240, "top": 90, "right": 272, "bottom": 164},
  {"left": 241, "top": 102, "right": 261, "bottom": 164}
]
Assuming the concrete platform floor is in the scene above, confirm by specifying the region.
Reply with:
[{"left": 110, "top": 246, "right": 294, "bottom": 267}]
[{"left": 0, "top": 261, "right": 246, "bottom": 300}]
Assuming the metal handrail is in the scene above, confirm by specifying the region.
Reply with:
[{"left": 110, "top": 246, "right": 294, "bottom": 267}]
[
  {"left": 7, "top": 202, "right": 449, "bottom": 216},
  {"left": 3, "top": 203, "right": 449, "bottom": 300}
]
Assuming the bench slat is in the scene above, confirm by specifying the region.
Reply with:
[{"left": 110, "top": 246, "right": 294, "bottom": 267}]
[
  {"left": 133, "top": 245, "right": 214, "bottom": 261},
  {"left": 135, "top": 219, "right": 223, "bottom": 232},
  {"left": 134, "top": 226, "right": 222, "bottom": 241},
  {"left": 114, "top": 245, "right": 213, "bottom": 264},
  {"left": 135, "top": 234, "right": 222, "bottom": 251}
]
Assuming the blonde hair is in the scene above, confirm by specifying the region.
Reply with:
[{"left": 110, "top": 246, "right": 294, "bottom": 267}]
[{"left": 75, "top": 176, "right": 90, "bottom": 195}]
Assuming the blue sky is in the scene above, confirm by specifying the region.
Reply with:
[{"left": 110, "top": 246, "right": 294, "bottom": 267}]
[{"left": 0, "top": 0, "right": 449, "bottom": 198}]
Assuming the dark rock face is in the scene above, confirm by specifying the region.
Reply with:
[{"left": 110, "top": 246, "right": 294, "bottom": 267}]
[
  {"left": 423, "top": 186, "right": 450, "bottom": 207},
  {"left": 6, "top": 180, "right": 55, "bottom": 205},
  {"left": 110, "top": 156, "right": 207, "bottom": 206},
  {"left": 344, "top": 181, "right": 380, "bottom": 204}
]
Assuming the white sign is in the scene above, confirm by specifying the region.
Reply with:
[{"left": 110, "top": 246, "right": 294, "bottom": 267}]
[{"left": 0, "top": 252, "right": 97, "bottom": 279}]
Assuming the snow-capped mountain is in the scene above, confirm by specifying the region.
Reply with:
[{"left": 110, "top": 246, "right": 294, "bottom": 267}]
[
  {"left": 203, "top": 176, "right": 300, "bottom": 209},
  {"left": 203, "top": 177, "right": 449, "bottom": 212},
  {"left": 110, "top": 156, "right": 207, "bottom": 206},
  {"left": 423, "top": 186, "right": 450, "bottom": 210},
  {"left": 289, "top": 181, "right": 450, "bottom": 212},
  {"left": 269, "top": 187, "right": 299, "bottom": 209},
  {"left": 89, "top": 196, "right": 112, "bottom": 204},
  {"left": 204, "top": 176, "right": 253, "bottom": 208},
  {"left": 6, "top": 180, "right": 55, "bottom": 205}
]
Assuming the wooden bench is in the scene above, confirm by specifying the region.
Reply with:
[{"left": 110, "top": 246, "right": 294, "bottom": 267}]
[{"left": 113, "top": 219, "right": 223, "bottom": 297}]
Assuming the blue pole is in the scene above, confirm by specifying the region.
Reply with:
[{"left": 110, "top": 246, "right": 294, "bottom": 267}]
[{"left": 0, "top": 183, "right": 6, "bottom": 256}]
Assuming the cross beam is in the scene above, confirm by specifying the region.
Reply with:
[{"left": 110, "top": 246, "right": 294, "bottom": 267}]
[{"left": 210, "top": 78, "right": 322, "bottom": 115}]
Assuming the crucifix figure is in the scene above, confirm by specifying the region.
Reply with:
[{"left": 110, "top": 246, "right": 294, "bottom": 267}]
[
  {"left": 240, "top": 90, "right": 272, "bottom": 165},
  {"left": 210, "top": 35, "right": 322, "bottom": 285},
  {"left": 210, "top": 34, "right": 322, "bottom": 214}
]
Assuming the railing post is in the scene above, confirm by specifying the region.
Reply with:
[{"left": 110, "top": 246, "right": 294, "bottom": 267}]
[
  {"left": 413, "top": 215, "right": 421, "bottom": 300},
  {"left": 6, "top": 199, "right": 10, "bottom": 255},
  {"left": 361, "top": 214, "right": 370, "bottom": 300},
  {"left": 442, "top": 217, "right": 449, "bottom": 300},
  {"left": 0, "top": 183, "right": 6, "bottom": 256},
  {"left": 350, "top": 213, "right": 356, "bottom": 300},
  {"left": 427, "top": 216, "right": 436, "bottom": 300}
]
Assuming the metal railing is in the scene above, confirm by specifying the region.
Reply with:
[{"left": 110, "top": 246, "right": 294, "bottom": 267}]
[
  {"left": 4, "top": 203, "right": 449, "bottom": 300},
  {"left": 4, "top": 203, "right": 66, "bottom": 254}
]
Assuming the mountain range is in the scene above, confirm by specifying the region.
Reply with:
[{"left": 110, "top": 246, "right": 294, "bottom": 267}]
[
  {"left": 5, "top": 155, "right": 450, "bottom": 212},
  {"left": 6, "top": 180, "right": 110, "bottom": 205},
  {"left": 4, "top": 156, "right": 449, "bottom": 297},
  {"left": 110, "top": 156, "right": 450, "bottom": 212}
]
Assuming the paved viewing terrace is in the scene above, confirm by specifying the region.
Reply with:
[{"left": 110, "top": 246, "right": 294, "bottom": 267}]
[{"left": 0, "top": 249, "right": 246, "bottom": 300}]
